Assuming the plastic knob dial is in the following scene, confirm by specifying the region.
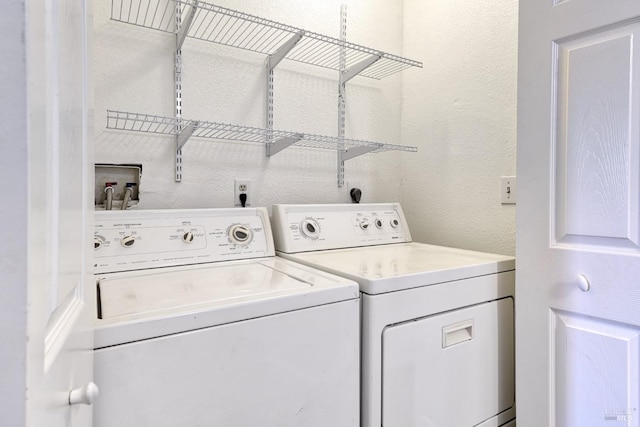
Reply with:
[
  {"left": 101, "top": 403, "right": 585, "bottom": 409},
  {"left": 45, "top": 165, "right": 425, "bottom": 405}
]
[
  {"left": 374, "top": 219, "right": 383, "bottom": 229},
  {"left": 183, "top": 231, "right": 194, "bottom": 243},
  {"left": 94, "top": 237, "right": 103, "bottom": 250},
  {"left": 121, "top": 236, "right": 136, "bottom": 248},
  {"left": 390, "top": 219, "right": 400, "bottom": 228},
  {"left": 229, "top": 225, "right": 252, "bottom": 245},
  {"left": 360, "top": 219, "right": 370, "bottom": 230},
  {"left": 300, "top": 219, "right": 320, "bottom": 239}
]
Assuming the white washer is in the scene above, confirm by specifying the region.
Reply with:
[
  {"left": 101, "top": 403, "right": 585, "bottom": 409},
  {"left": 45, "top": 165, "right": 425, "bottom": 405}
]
[
  {"left": 271, "top": 203, "right": 516, "bottom": 427},
  {"left": 93, "top": 208, "right": 360, "bottom": 427}
]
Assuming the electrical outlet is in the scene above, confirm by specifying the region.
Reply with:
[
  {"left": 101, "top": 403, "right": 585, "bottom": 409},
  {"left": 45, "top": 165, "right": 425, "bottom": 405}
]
[
  {"left": 501, "top": 176, "right": 516, "bottom": 204},
  {"left": 234, "top": 179, "right": 251, "bottom": 207}
]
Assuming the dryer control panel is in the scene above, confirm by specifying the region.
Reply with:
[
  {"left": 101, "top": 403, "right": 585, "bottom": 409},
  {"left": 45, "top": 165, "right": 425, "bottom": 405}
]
[
  {"left": 271, "top": 203, "right": 411, "bottom": 253},
  {"left": 94, "top": 208, "right": 274, "bottom": 274}
]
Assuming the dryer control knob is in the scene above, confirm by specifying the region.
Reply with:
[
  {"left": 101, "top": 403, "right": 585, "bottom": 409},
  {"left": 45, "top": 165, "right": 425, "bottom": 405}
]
[
  {"left": 183, "top": 231, "right": 194, "bottom": 243},
  {"left": 300, "top": 219, "right": 320, "bottom": 239},
  {"left": 390, "top": 218, "right": 400, "bottom": 228},
  {"left": 374, "top": 219, "right": 383, "bottom": 229},
  {"left": 121, "top": 236, "right": 136, "bottom": 248},
  {"left": 360, "top": 218, "right": 370, "bottom": 230},
  {"left": 229, "top": 224, "right": 252, "bottom": 245}
]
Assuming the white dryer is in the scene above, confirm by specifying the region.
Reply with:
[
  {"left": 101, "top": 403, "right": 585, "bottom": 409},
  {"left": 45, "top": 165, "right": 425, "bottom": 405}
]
[
  {"left": 271, "top": 203, "right": 516, "bottom": 427},
  {"left": 93, "top": 208, "right": 360, "bottom": 427}
]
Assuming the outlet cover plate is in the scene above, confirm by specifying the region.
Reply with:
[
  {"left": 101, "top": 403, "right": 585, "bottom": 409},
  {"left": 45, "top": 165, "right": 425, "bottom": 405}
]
[{"left": 234, "top": 178, "right": 250, "bottom": 207}]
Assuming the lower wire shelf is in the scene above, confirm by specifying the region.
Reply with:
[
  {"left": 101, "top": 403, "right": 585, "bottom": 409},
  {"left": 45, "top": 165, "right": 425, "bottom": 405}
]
[
  {"left": 106, "top": 109, "right": 417, "bottom": 182},
  {"left": 107, "top": 109, "right": 417, "bottom": 152}
]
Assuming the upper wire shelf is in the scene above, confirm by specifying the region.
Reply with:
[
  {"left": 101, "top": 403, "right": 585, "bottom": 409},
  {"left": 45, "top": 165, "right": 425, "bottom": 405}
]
[
  {"left": 106, "top": 110, "right": 418, "bottom": 154},
  {"left": 110, "top": 0, "right": 423, "bottom": 79}
]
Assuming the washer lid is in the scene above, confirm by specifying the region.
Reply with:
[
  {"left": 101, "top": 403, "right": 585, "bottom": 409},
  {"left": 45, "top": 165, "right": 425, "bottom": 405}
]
[
  {"left": 95, "top": 257, "right": 358, "bottom": 348},
  {"left": 277, "top": 242, "right": 515, "bottom": 295}
]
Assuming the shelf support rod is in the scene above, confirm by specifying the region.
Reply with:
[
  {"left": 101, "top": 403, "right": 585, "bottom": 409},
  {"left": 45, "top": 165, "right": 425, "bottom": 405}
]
[
  {"left": 341, "top": 145, "right": 379, "bottom": 162},
  {"left": 175, "top": 2, "right": 184, "bottom": 181},
  {"left": 342, "top": 54, "right": 381, "bottom": 83},
  {"left": 266, "top": 32, "right": 304, "bottom": 155},
  {"left": 176, "top": 1, "right": 198, "bottom": 51},
  {"left": 337, "top": 5, "right": 348, "bottom": 187},
  {"left": 267, "top": 134, "right": 303, "bottom": 156}
]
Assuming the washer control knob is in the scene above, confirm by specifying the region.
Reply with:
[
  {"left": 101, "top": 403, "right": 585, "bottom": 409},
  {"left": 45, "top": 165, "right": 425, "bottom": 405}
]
[
  {"left": 300, "top": 219, "right": 320, "bottom": 239},
  {"left": 229, "top": 224, "right": 252, "bottom": 245},
  {"left": 360, "top": 218, "right": 370, "bottom": 230},
  {"left": 183, "top": 231, "right": 194, "bottom": 243},
  {"left": 121, "top": 235, "right": 136, "bottom": 248},
  {"left": 390, "top": 218, "right": 400, "bottom": 228},
  {"left": 374, "top": 219, "right": 383, "bottom": 229},
  {"left": 94, "top": 237, "right": 104, "bottom": 250}
]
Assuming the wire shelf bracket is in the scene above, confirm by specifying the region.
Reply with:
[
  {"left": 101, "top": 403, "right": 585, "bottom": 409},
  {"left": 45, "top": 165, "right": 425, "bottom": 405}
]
[
  {"left": 267, "top": 134, "right": 304, "bottom": 156},
  {"left": 343, "top": 55, "right": 381, "bottom": 84},
  {"left": 176, "top": 121, "right": 198, "bottom": 150},
  {"left": 268, "top": 32, "right": 304, "bottom": 70},
  {"left": 340, "top": 144, "right": 379, "bottom": 162}
]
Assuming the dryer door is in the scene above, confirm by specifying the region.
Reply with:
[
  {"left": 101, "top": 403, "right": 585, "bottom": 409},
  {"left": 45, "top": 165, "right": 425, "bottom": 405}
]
[{"left": 382, "top": 298, "right": 514, "bottom": 427}]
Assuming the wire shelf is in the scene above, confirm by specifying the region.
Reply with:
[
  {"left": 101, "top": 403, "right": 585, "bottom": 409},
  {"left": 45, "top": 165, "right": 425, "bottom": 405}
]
[
  {"left": 106, "top": 110, "right": 418, "bottom": 153},
  {"left": 110, "top": 0, "right": 423, "bottom": 79}
]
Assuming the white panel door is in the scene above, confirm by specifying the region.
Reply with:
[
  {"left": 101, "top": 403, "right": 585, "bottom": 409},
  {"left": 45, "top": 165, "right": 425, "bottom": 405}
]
[
  {"left": 517, "top": 1, "right": 640, "bottom": 426},
  {"left": 24, "top": 0, "right": 95, "bottom": 426}
]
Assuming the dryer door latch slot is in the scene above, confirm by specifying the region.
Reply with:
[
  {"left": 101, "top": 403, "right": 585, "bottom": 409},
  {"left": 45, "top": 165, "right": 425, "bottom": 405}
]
[{"left": 442, "top": 319, "right": 474, "bottom": 348}]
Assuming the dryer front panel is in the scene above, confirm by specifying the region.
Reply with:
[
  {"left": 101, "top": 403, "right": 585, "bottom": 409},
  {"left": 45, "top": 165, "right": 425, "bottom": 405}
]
[{"left": 382, "top": 297, "right": 515, "bottom": 427}]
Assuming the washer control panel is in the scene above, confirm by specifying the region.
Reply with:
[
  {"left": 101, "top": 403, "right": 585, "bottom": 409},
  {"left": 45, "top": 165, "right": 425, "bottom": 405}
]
[
  {"left": 271, "top": 203, "right": 411, "bottom": 253},
  {"left": 94, "top": 208, "right": 274, "bottom": 274}
]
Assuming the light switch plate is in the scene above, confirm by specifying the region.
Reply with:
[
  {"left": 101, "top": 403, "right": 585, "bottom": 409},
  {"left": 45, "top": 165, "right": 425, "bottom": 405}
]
[{"left": 501, "top": 176, "right": 516, "bottom": 204}]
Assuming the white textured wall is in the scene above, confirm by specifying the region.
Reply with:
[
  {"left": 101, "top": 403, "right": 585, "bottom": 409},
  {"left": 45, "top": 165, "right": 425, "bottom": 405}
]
[
  {"left": 401, "top": 0, "right": 518, "bottom": 255},
  {"left": 95, "top": 0, "right": 518, "bottom": 255},
  {"left": 94, "top": 0, "right": 407, "bottom": 211}
]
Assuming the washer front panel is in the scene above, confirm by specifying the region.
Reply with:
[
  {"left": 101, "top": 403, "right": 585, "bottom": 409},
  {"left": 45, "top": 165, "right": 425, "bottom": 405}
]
[
  {"left": 94, "top": 299, "right": 360, "bottom": 427},
  {"left": 94, "top": 208, "right": 274, "bottom": 274}
]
